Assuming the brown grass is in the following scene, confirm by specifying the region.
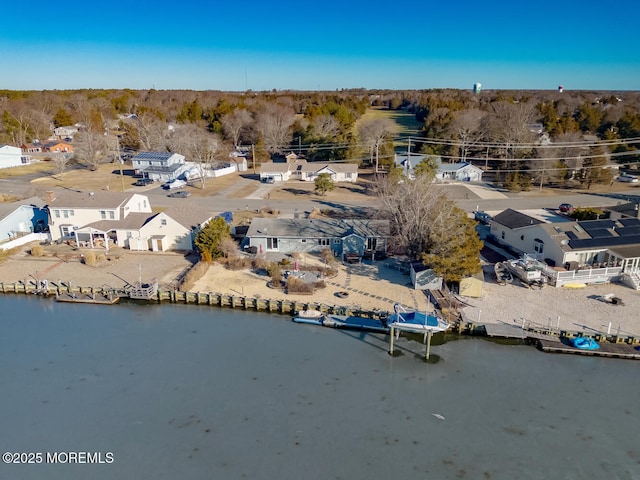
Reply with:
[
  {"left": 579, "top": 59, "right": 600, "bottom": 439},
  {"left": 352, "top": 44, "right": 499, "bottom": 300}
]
[{"left": 179, "top": 261, "right": 209, "bottom": 291}]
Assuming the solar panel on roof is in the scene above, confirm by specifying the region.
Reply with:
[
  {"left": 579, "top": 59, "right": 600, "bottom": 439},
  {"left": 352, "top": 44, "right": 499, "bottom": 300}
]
[
  {"left": 616, "top": 226, "right": 640, "bottom": 236},
  {"left": 565, "top": 231, "right": 578, "bottom": 240},
  {"left": 587, "top": 229, "right": 613, "bottom": 238},
  {"left": 619, "top": 218, "right": 640, "bottom": 227}
]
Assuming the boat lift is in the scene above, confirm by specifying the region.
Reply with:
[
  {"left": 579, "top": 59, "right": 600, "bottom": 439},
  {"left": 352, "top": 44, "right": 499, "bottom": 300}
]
[{"left": 387, "top": 304, "right": 450, "bottom": 360}]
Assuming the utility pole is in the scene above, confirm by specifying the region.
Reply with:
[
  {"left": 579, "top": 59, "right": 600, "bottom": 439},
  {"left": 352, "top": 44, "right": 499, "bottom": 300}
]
[
  {"left": 252, "top": 144, "right": 256, "bottom": 174},
  {"left": 115, "top": 136, "right": 125, "bottom": 192}
]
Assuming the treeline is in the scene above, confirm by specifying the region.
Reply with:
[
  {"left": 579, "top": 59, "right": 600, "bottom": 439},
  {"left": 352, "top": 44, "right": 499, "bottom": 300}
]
[{"left": 2, "top": 88, "right": 640, "bottom": 188}]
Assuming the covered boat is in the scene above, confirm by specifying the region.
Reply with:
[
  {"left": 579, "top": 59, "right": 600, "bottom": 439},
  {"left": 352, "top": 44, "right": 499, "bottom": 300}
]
[
  {"left": 387, "top": 304, "right": 450, "bottom": 334},
  {"left": 292, "top": 310, "right": 325, "bottom": 326},
  {"left": 572, "top": 337, "right": 600, "bottom": 350}
]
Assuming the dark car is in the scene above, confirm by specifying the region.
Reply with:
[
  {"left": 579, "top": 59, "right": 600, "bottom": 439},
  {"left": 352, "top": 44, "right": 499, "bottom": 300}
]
[
  {"left": 134, "top": 178, "right": 153, "bottom": 186},
  {"left": 474, "top": 211, "right": 492, "bottom": 225},
  {"left": 558, "top": 203, "right": 574, "bottom": 213},
  {"left": 168, "top": 190, "right": 190, "bottom": 198}
]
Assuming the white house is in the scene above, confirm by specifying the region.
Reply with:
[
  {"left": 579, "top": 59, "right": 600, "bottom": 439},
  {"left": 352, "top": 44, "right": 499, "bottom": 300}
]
[
  {"left": 490, "top": 207, "right": 640, "bottom": 288},
  {"left": 0, "top": 144, "right": 31, "bottom": 169},
  {"left": 299, "top": 163, "right": 358, "bottom": 183},
  {"left": 259, "top": 162, "right": 296, "bottom": 182},
  {"left": 132, "top": 152, "right": 186, "bottom": 182},
  {"left": 46, "top": 190, "right": 152, "bottom": 246},
  {"left": 113, "top": 204, "right": 213, "bottom": 252},
  {"left": 395, "top": 154, "right": 483, "bottom": 182}
]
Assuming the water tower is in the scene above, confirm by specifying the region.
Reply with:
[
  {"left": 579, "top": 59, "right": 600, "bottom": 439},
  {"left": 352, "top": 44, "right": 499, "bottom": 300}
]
[
  {"left": 558, "top": 85, "right": 564, "bottom": 93},
  {"left": 473, "top": 83, "right": 482, "bottom": 94}
]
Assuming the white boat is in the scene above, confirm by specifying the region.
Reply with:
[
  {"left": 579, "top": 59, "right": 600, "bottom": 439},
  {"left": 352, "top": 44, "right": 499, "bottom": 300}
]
[
  {"left": 387, "top": 304, "right": 450, "bottom": 334},
  {"left": 292, "top": 310, "right": 325, "bottom": 325}
]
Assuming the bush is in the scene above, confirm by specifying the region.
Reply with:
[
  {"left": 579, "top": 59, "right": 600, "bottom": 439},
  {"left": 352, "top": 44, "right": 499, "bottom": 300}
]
[
  {"left": 252, "top": 256, "right": 270, "bottom": 270},
  {"left": 30, "top": 245, "right": 45, "bottom": 257},
  {"left": 226, "top": 256, "right": 252, "bottom": 270},
  {"left": 180, "top": 261, "right": 209, "bottom": 291},
  {"left": 83, "top": 251, "right": 97, "bottom": 266},
  {"left": 286, "top": 276, "right": 314, "bottom": 294}
]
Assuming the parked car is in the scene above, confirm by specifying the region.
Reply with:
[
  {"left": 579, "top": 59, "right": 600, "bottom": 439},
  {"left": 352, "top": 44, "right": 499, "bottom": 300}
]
[
  {"left": 134, "top": 178, "right": 153, "bottom": 186},
  {"left": 261, "top": 176, "right": 275, "bottom": 184},
  {"left": 558, "top": 203, "right": 574, "bottom": 213},
  {"left": 167, "top": 190, "right": 190, "bottom": 198},
  {"left": 617, "top": 174, "right": 639, "bottom": 183},
  {"left": 474, "top": 211, "right": 492, "bottom": 225}
]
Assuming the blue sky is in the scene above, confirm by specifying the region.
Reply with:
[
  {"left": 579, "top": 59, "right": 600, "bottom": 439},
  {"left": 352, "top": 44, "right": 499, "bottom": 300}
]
[{"left": 2, "top": 0, "right": 638, "bottom": 91}]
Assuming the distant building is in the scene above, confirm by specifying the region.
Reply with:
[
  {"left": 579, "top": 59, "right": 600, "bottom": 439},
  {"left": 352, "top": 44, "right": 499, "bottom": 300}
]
[
  {"left": 473, "top": 83, "right": 482, "bottom": 94},
  {"left": 558, "top": 85, "right": 564, "bottom": 93},
  {"left": 0, "top": 144, "right": 31, "bottom": 169}
]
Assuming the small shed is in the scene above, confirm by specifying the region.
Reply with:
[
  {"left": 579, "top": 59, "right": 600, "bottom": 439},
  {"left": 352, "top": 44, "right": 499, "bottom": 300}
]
[
  {"left": 459, "top": 271, "right": 484, "bottom": 298},
  {"left": 410, "top": 262, "right": 442, "bottom": 290}
]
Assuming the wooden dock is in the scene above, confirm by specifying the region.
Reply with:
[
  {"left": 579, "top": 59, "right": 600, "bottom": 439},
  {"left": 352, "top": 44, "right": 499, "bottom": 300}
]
[
  {"left": 484, "top": 323, "right": 528, "bottom": 339},
  {"left": 537, "top": 338, "right": 640, "bottom": 360},
  {"left": 55, "top": 292, "right": 120, "bottom": 305}
]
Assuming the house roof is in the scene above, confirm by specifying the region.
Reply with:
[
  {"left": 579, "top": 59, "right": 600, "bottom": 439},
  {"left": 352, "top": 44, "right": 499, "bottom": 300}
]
[
  {"left": 0, "top": 196, "right": 46, "bottom": 220},
  {"left": 605, "top": 201, "right": 640, "bottom": 219},
  {"left": 246, "top": 218, "right": 390, "bottom": 239},
  {"left": 84, "top": 212, "right": 154, "bottom": 232},
  {"left": 132, "top": 152, "right": 181, "bottom": 163},
  {"left": 47, "top": 190, "right": 140, "bottom": 209},
  {"left": 300, "top": 163, "right": 358, "bottom": 174},
  {"left": 492, "top": 208, "right": 544, "bottom": 229},
  {"left": 259, "top": 162, "right": 293, "bottom": 174},
  {"left": 162, "top": 204, "right": 214, "bottom": 230}
]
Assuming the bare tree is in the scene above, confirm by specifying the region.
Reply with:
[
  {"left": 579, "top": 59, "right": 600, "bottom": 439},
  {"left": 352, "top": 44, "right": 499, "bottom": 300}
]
[
  {"left": 483, "top": 101, "right": 537, "bottom": 161},
  {"left": 310, "top": 114, "right": 340, "bottom": 140},
  {"left": 255, "top": 104, "right": 296, "bottom": 153},
  {"left": 171, "top": 124, "right": 221, "bottom": 189},
  {"left": 73, "top": 131, "right": 110, "bottom": 171},
  {"left": 375, "top": 173, "right": 448, "bottom": 257},
  {"left": 358, "top": 118, "right": 396, "bottom": 172},
  {"left": 52, "top": 151, "right": 72, "bottom": 178},
  {"left": 221, "top": 109, "right": 252, "bottom": 147},
  {"left": 448, "top": 109, "right": 485, "bottom": 162}
]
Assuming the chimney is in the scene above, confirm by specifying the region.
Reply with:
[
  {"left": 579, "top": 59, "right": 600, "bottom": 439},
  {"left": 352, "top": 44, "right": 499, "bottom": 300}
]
[
  {"left": 636, "top": 203, "right": 640, "bottom": 219},
  {"left": 44, "top": 190, "right": 56, "bottom": 204}
]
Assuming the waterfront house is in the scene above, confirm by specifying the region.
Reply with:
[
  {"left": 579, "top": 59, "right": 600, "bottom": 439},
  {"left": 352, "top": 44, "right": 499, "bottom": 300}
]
[
  {"left": 246, "top": 218, "right": 390, "bottom": 261},
  {"left": 46, "top": 190, "right": 152, "bottom": 247},
  {"left": 112, "top": 204, "right": 213, "bottom": 252},
  {"left": 490, "top": 207, "right": 640, "bottom": 288},
  {"left": 0, "top": 197, "right": 48, "bottom": 251}
]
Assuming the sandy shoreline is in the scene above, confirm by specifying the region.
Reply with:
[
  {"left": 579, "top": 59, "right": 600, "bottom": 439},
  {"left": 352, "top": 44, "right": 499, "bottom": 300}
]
[{"left": 1, "top": 246, "right": 639, "bottom": 338}]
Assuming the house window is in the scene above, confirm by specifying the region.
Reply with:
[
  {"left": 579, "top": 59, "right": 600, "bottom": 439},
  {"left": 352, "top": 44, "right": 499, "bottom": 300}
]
[
  {"left": 267, "top": 238, "right": 278, "bottom": 250},
  {"left": 54, "top": 210, "right": 60, "bottom": 218},
  {"left": 501, "top": 231, "right": 505, "bottom": 239},
  {"left": 367, "top": 238, "right": 377, "bottom": 250},
  {"left": 63, "top": 210, "right": 69, "bottom": 219},
  {"left": 100, "top": 210, "right": 106, "bottom": 220},
  {"left": 109, "top": 211, "right": 115, "bottom": 220},
  {"left": 534, "top": 239, "right": 544, "bottom": 254},
  {"left": 319, "top": 239, "right": 330, "bottom": 246},
  {"left": 161, "top": 219, "right": 167, "bottom": 226},
  {"left": 346, "top": 172, "right": 352, "bottom": 179},
  {"left": 333, "top": 239, "right": 341, "bottom": 244}
]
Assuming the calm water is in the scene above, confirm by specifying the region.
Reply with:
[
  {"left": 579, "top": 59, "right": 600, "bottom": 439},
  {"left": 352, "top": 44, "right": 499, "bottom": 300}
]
[{"left": 1, "top": 295, "right": 639, "bottom": 480}]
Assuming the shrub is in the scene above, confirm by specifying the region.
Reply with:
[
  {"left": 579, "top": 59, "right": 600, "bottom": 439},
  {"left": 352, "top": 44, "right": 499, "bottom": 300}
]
[
  {"left": 30, "top": 245, "right": 44, "bottom": 257},
  {"left": 252, "top": 256, "right": 270, "bottom": 270},
  {"left": 227, "top": 256, "right": 252, "bottom": 270},
  {"left": 286, "top": 276, "right": 314, "bottom": 294},
  {"left": 83, "top": 251, "right": 97, "bottom": 266},
  {"left": 180, "top": 261, "right": 209, "bottom": 291},
  {"left": 96, "top": 253, "right": 107, "bottom": 263}
]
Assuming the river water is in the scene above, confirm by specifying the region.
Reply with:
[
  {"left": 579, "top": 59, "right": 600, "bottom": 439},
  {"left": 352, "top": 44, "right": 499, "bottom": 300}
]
[{"left": 0, "top": 295, "right": 638, "bottom": 480}]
